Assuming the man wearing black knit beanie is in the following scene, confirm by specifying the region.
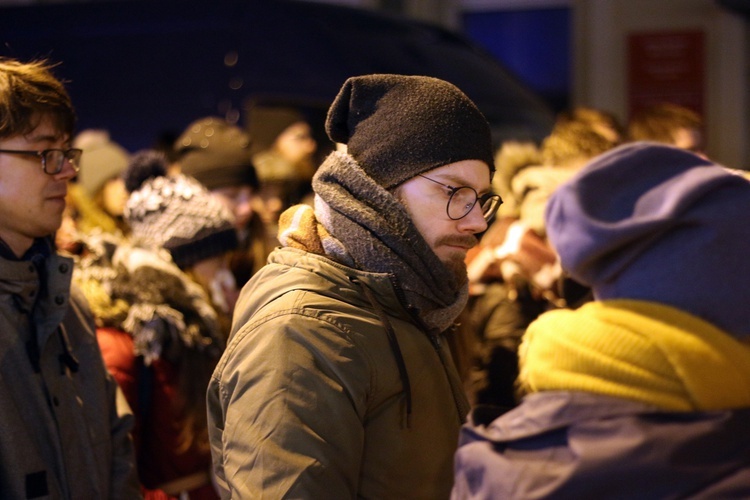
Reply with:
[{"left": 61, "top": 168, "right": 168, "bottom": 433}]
[{"left": 208, "top": 74, "right": 501, "bottom": 499}]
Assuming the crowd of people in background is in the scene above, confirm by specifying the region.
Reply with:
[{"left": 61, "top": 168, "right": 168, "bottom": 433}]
[{"left": 1, "top": 54, "right": 748, "bottom": 499}]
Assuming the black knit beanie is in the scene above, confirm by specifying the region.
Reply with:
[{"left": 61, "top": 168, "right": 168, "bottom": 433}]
[
  {"left": 175, "top": 117, "right": 259, "bottom": 191},
  {"left": 326, "top": 74, "right": 495, "bottom": 189}
]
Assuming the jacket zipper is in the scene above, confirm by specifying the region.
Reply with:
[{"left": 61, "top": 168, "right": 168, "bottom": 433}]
[{"left": 387, "top": 275, "right": 468, "bottom": 424}]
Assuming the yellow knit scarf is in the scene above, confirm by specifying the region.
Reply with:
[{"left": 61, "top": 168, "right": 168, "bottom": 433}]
[{"left": 518, "top": 300, "right": 750, "bottom": 411}]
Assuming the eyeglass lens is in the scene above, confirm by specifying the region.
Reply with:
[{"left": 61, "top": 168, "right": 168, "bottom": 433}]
[
  {"left": 43, "top": 149, "right": 82, "bottom": 174},
  {"left": 447, "top": 187, "right": 501, "bottom": 222},
  {"left": 479, "top": 196, "right": 501, "bottom": 220},
  {"left": 448, "top": 187, "right": 477, "bottom": 219}
]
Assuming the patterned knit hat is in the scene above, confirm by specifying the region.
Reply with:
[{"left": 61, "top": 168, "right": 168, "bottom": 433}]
[
  {"left": 174, "top": 117, "right": 259, "bottom": 191},
  {"left": 326, "top": 74, "right": 494, "bottom": 189},
  {"left": 545, "top": 141, "right": 750, "bottom": 339},
  {"left": 124, "top": 150, "right": 238, "bottom": 269}
]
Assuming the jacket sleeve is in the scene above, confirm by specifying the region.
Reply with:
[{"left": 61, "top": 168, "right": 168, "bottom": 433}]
[
  {"left": 208, "top": 312, "right": 370, "bottom": 498},
  {"left": 96, "top": 327, "right": 138, "bottom": 409},
  {"left": 69, "top": 287, "right": 143, "bottom": 499},
  {"left": 108, "top": 377, "right": 143, "bottom": 500}
]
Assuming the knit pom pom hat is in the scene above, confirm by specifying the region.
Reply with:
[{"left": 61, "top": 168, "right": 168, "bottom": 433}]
[
  {"left": 545, "top": 141, "right": 750, "bottom": 339},
  {"left": 174, "top": 117, "right": 259, "bottom": 191},
  {"left": 326, "top": 74, "right": 495, "bottom": 189},
  {"left": 124, "top": 150, "right": 238, "bottom": 269}
]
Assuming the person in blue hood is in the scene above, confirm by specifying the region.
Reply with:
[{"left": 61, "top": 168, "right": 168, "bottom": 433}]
[{"left": 453, "top": 141, "right": 750, "bottom": 499}]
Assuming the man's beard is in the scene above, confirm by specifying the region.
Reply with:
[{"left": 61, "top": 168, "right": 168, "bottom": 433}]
[
  {"left": 436, "top": 234, "right": 478, "bottom": 287},
  {"left": 443, "top": 255, "right": 468, "bottom": 286}
]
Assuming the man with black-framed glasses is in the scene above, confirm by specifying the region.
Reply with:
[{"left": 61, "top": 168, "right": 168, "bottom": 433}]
[
  {"left": 208, "top": 74, "right": 499, "bottom": 499},
  {"left": 0, "top": 57, "right": 140, "bottom": 499}
]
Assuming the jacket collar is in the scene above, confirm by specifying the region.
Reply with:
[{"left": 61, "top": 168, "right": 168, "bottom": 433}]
[
  {"left": 0, "top": 246, "right": 72, "bottom": 321},
  {"left": 267, "top": 246, "right": 411, "bottom": 319},
  {"left": 467, "top": 391, "right": 662, "bottom": 443}
]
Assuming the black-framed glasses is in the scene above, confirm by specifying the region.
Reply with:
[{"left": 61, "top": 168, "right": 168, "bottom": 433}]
[
  {"left": 418, "top": 174, "right": 502, "bottom": 222},
  {"left": 0, "top": 148, "right": 82, "bottom": 175}
]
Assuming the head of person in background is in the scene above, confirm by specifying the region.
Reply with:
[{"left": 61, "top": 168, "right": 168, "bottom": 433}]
[
  {"left": 502, "top": 105, "right": 624, "bottom": 240},
  {"left": 174, "top": 116, "right": 272, "bottom": 287},
  {"left": 628, "top": 102, "right": 705, "bottom": 156},
  {"left": 0, "top": 56, "right": 141, "bottom": 498},
  {"left": 56, "top": 129, "right": 131, "bottom": 254},
  {"left": 557, "top": 106, "right": 624, "bottom": 145},
  {"left": 73, "top": 129, "right": 131, "bottom": 228},
  {"left": 491, "top": 140, "right": 542, "bottom": 219},
  {"left": 248, "top": 104, "right": 318, "bottom": 231},
  {"left": 540, "top": 106, "right": 624, "bottom": 169},
  {"left": 124, "top": 149, "right": 240, "bottom": 317}
]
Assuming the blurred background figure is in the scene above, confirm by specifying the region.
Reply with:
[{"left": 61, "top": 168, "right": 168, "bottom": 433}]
[
  {"left": 511, "top": 106, "right": 624, "bottom": 237},
  {"left": 56, "top": 129, "right": 131, "bottom": 253},
  {"left": 73, "top": 129, "right": 131, "bottom": 231},
  {"left": 74, "top": 150, "right": 239, "bottom": 499},
  {"left": 463, "top": 106, "right": 623, "bottom": 408},
  {"left": 490, "top": 140, "right": 542, "bottom": 221},
  {"left": 124, "top": 150, "right": 240, "bottom": 325},
  {"left": 174, "top": 116, "right": 272, "bottom": 288},
  {"left": 248, "top": 103, "right": 319, "bottom": 241},
  {"left": 628, "top": 102, "right": 705, "bottom": 155}
]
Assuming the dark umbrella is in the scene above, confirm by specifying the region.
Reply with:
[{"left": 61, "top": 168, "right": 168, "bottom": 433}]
[{"left": 0, "top": 0, "right": 554, "bottom": 151}]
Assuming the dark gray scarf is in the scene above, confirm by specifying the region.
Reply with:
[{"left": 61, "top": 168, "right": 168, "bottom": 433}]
[{"left": 312, "top": 151, "right": 468, "bottom": 332}]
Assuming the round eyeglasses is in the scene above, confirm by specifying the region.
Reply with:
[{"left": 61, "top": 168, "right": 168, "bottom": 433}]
[
  {"left": 418, "top": 174, "right": 502, "bottom": 222},
  {"left": 0, "top": 148, "right": 82, "bottom": 175}
]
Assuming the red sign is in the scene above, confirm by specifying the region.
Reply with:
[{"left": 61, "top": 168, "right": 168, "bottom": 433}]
[{"left": 627, "top": 31, "right": 705, "bottom": 118}]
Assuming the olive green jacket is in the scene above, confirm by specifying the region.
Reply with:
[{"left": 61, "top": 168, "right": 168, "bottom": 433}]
[{"left": 208, "top": 247, "right": 469, "bottom": 499}]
